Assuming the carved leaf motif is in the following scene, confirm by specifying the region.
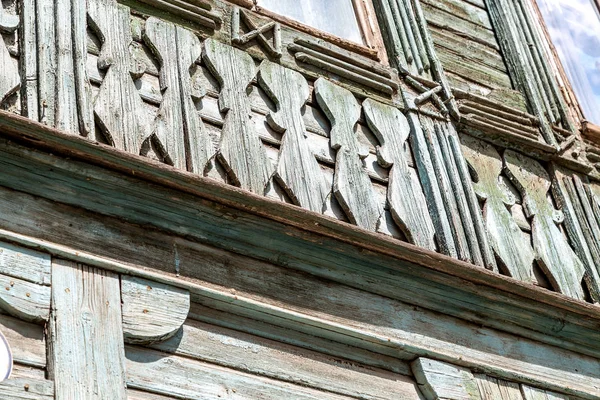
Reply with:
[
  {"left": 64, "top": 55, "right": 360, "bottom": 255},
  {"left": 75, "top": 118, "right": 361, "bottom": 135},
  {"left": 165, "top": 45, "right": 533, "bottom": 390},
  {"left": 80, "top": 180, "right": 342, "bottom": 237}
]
[
  {"left": 144, "top": 17, "right": 213, "bottom": 172},
  {"left": 462, "top": 136, "right": 534, "bottom": 282},
  {"left": 88, "top": 0, "right": 151, "bottom": 154},
  {"left": 363, "top": 98, "right": 435, "bottom": 249},
  {"left": 314, "top": 78, "right": 381, "bottom": 231},
  {"left": 504, "top": 150, "right": 586, "bottom": 299},
  {"left": 258, "top": 61, "right": 329, "bottom": 212},
  {"left": 0, "top": 3, "right": 19, "bottom": 105},
  {"left": 202, "top": 39, "right": 271, "bottom": 193}
]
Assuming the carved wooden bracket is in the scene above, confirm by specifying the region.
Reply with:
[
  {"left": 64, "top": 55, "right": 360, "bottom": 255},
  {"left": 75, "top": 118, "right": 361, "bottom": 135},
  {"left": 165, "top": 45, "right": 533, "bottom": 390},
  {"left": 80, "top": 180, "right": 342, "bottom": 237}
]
[{"left": 0, "top": 3, "right": 19, "bottom": 105}]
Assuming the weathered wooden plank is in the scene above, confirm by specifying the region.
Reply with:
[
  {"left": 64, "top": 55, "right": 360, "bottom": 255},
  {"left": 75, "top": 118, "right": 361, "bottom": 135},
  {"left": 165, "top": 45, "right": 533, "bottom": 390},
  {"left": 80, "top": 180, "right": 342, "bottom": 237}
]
[
  {"left": 128, "top": 389, "right": 177, "bottom": 400},
  {"left": 0, "top": 273, "right": 49, "bottom": 322},
  {"left": 149, "top": 318, "right": 421, "bottom": 399},
  {"left": 474, "top": 374, "right": 523, "bottom": 399},
  {"left": 461, "top": 136, "right": 534, "bottom": 282},
  {"left": 35, "top": 0, "right": 56, "bottom": 126},
  {"left": 144, "top": 17, "right": 213, "bottom": 172},
  {"left": 49, "top": 259, "right": 127, "bottom": 399},
  {"left": 72, "top": 0, "right": 95, "bottom": 137},
  {"left": 363, "top": 98, "right": 435, "bottom": 249},
  {"left": 436, "top": 49, "right": 512, "bottom": 89},
  {"left": 521, "top": 385, "right": 570, "bottom": 400},
  {"left": 0, "top": 3, "right": 19, "bottom": 105},
  {"left": 54, "top": 0, "right": 79, "bottom": 132},
  {"left": 422, "top": 0, "right": 492, "bottom": 29},
  {"left": 504, "top": 151, "right": 586, "bottom": 300},
  {"left": 0, "top": 242, "right": 50, "bottom": 285},
  {"left": 412, "top": 358, "right": 481, "bottom": 400},
  {"left": 126, "top": 346, "right": 355, "bottom": 399},
  {"left": 258, "top": 61, "right": 329, "bottom": 212},
  {"left": 0, "top": 365, "right": 53, "bottom": 399},
  {"left": 314, "top": 78, "right": 381, "bottom": 230},
  {"left": 122, "top": 275, "right": 190, "bottom": 344},
  {"left": 202, "top": 39, "right": 271, "bottom": 193},
  {"left": 88, "top": 0, "right": 152, "bottom": 151},
  {"left": 0, "top": 314, "right": 45, "bottom": 368},
  {"left": 19, "top": 0, "right": 38, "bottom": 119}
]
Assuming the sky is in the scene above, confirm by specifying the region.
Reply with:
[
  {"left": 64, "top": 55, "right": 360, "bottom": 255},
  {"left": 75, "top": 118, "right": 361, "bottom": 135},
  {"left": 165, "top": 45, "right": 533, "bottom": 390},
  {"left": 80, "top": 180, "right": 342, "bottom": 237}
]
[{"left": 536, "top": 0, "right": 600, "bottom": 124}]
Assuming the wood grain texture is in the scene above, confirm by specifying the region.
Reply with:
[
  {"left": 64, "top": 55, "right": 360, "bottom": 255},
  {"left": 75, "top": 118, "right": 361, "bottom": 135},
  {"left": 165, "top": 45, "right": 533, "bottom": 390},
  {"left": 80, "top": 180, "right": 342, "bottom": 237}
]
[
  {"left": 0, "top": 241, "right": 50, "bottom": 285},
  {"left": 122, "top": 275, "right": 190, "bottom": 344},
  {"left": 202, "top": 39, "right": 271, "bottom": 193},
  {"left": 88, "top": 0, "right": 151, "bottom": 152},
  {"left": 125, "top": 346, "right": 355, "bottom": 400},
  {"left": 258, "top": 61, "right": 329, "bottom": 212},
  {"left": 148, "top": 317, "right": 421, "bottom": 399},
  {"left": 474, "top": 374, "right": 523, "bottom": 400},
  {"left": 521, "top": 386, "right": 570, "bottom": 400},
  {"left": 314, "top": 78, "right": 381, "bottom": 230},
  {"left": 36, "top": 0, "right": 56, "bottom": 126},
  {"left": 144, "top": 17, "right": 213, "bottom": 172},
  {"left": 461, "top": 136, "right": 534, "bottom": 282},
  {"left": 0, "top": 365, "right": 54, "bottom": 399},
  {"left": 0, "top": 2, "right": 19, "bottom": 105},
  {"left": 504, "top": 151, "right": 586, "bottom": 300},
  {"left": 19, "top": 0, "right": 38, "bottom": 119},
  {"left": 363, "top": 98, "right": 435, "bottom": 249},
  {"left": 412, "top": 357, "right": 481, "bottom": 400},
  {"left": 0, "top": 273, "right": 50, "bottom": 322},
  {"left": 0, "top": 314, "right": 45, "bottom": 368},
  {"left": 49, "top": 259, "right": 127, "bottom": 399}
]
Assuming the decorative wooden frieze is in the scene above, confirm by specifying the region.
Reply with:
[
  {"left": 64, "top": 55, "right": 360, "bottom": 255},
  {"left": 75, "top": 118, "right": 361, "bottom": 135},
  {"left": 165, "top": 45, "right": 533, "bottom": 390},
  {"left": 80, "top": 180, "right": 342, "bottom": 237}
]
[
  {"left": 504, "top": 150, "right": 586, "bottom": 300},
  {"left": 88, "top": 0, "right": 152, "bottom": 153},
  {"left": 551, "top": 167, "right": 600, "bottom": 300},
  {"left": 0, "top": 2, "right": 19, "bottom": 106},
  {"left": 202, "top": 38, "right": 272, "bottom": 193},
  {"left": 363, "top": 98, "right": 435, "bottom": 249},
  {"left": 314, "top": 78, "right": 381, "bottom": 231},
  {"left": 288, "top": 38, "right": 398, "bottom": 97},
  {"left": 121, "top": 275, "right": 190, "bottom": 344},
  {"left": 258, "top": 61, "right": 329, "bottom": 213},
  {"left": 486, "top": 0, "right": 575, "bottom": 146},
  {"left": 144, "top": 17, "right": 214, "bottom": 173},
  {"left": 49, "top": 259, "right": 127, "bottom": 399},
  {"left": 137, "top": 0, "right": 221, "bottom": 31},
  {"left": 461, "top": 135, "right": 534, "bottom": 282},
  {"left": 232, "top": 7, "right": 281, "bottom": 59}
]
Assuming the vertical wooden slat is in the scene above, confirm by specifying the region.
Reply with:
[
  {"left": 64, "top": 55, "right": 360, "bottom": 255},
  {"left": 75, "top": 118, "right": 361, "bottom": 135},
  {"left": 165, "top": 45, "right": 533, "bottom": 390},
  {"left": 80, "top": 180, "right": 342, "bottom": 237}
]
[{"left": 49, "top": 259, "right": 127, "bottom": 399}]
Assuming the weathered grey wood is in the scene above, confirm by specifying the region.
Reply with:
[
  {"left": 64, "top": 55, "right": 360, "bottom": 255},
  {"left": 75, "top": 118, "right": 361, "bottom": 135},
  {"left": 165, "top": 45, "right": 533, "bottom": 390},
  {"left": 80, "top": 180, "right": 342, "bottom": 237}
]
[
  {"left": 88, "top": 0, "right": 152, "bottom": 152},
  {"left": 35, "top": 0, "right": 56, "bottom": 126},
  {"left": 72, "top": 0, "right": 94, "bottom": 137},
  {"left": 137, "top": 0, "right": 220, "bottom": 30},
  {"left": 0, "top": 242, "right": 50, "bottom": 285},
  {"left": 0, "top": 273, "right": 50, "bottom": 322},
  {"left": 0, "top": 3, "right": 19, "bottom": 105},
  {"left": 521, "top": 386, "right": 570, "bottom": 400},
  {"left": 0, "top": 314, "right": 45, "bottom": 368},
  {"left": 202, "top": 39, "right": 271, "bottom": 193},
  {"left": 461, "top": 136, "right": 534, "bottom": 282},
  {"left": 150, "top": 317, "right": 421, "bottom": 399},
  {"left": 19, "top": 0, "right": 38, "bottom": 119},
  {"left": 122, "top": 275, "right": 190, "bottom": 344},
  {"left": 412, "top": 358, "right": 481, "bottom": 400},
  {"left": 258, "top": 61, "right": 329, "bottom": 212},
  {"left": 128, "top": 389, "right": 178, "bottom": 400},
  {"left": 474, "top": 374, "right": 523, "bottom": 400},
  {"left": 49, "top": 259, "right": 127, "bottom": 399},
  {"left": 314, "top": 78, "right": 381, "bottom": 230},
  {"left": 55, "top": 0, "right": 79, "bottom": 132},
  {"left": 126, "top": 346, "right": 357, "bottom": 399},
  {"left": 363, "top": 98, "right": 435, "bottom": 249},
  {"left": 231, "top": 7, "right": 281, "bottom": 58},
  {"left": 0, "top": 365, "right": 54, "bottom": 399},
  {"left": 504, "top": 151, "right": 586, "bottom": 299},
  {"left": 144, "top": 17, "right": 213, "bottom": 172}
]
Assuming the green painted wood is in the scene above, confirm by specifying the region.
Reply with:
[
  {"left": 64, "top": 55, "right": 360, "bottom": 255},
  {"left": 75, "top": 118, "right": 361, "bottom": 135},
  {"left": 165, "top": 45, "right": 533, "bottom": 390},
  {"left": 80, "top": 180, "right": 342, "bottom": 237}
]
[{"left": 49, "top": 259, "right": 127, "bottom": 399}]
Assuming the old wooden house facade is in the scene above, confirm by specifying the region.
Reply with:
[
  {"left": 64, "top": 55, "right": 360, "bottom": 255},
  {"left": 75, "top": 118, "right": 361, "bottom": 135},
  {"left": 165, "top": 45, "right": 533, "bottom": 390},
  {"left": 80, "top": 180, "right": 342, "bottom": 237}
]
[{"left": 0, "top": 0, "right": 599, "bottom": 398}]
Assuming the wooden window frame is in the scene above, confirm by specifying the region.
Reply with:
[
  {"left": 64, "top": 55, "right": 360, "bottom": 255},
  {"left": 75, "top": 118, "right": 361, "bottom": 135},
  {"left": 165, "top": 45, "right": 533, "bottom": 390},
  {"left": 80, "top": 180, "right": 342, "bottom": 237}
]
[
  {"left": 529, "top": 0, "right": 600, "bottom": 140},
  {"left": 248, "top": 0, "right": 389, "bottom": 63}
]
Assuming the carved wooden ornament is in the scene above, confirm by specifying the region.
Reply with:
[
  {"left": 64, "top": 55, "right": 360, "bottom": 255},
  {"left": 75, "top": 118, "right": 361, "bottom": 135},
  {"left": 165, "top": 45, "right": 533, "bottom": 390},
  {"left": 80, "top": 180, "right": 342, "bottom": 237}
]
[
  {"left": 314, "top": 78, "right": 381, "bottom": 231},
  {"left": 203, "top": 39, "right": 272, "bottom": 193},
  {"left": 88, "top": 0, "right": 151, "bottom": 153},
  {"left": 462, "top": 136, "right": 534, "bottom": 282},
  {"left": 0, "top": 4, "right": 19, "bottom": 105},
  {"left": 258, "top": 61, "right": 329, "bottom": 213},
  {"left": 363, "top": 98, "right": 435, "bottom": 249},
  {"left": 144, "top": 17, "right": 213, "bottom": 172},
  {"left": 504, "top": 150, "right": 586, "bottom": 299}
]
